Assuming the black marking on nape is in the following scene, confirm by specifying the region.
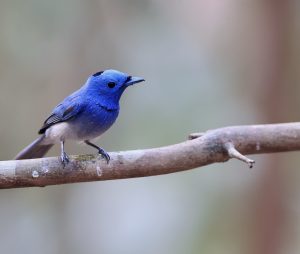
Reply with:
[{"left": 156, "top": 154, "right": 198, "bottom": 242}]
[
  {"left": 92, "top": 71, "right": 104, "bottom": 77},
  {"left": 125, "top": 76, "right": 132, "bottom": 82}
]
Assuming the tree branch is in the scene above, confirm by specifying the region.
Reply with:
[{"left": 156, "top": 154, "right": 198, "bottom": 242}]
[{"left": 1, "top": 122, "right": 300, "bottom": 189}]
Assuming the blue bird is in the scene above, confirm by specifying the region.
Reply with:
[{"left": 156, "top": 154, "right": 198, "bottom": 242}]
[{"left": 15, "top": 69, "right": 144, "bottom": 165}]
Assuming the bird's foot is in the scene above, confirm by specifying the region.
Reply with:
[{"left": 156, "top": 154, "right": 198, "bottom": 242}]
[
  {"left": 60, "top": 151, "right": 70, "bottom": 167},
  {"left": 98, "top": 148, "right": 110, "bottom": 164},
  {"left": 84, "top": 140, "right": 110, "bottom": 164}
]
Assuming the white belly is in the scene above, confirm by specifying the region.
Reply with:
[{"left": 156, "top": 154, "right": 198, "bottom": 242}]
[{"left": 43, "top": 122, "right": 80, "bottom": 144}]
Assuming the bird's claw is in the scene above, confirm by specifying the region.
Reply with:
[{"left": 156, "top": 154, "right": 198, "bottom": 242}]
[
  {"left": 61, "top": 151, "right": 70, "bottom": 167},
  {"left": 98, "top": 148, "right": 110, "bottom": 164},
  {"left": 84, "top": 140, "right": 110, "bottom": 164}
]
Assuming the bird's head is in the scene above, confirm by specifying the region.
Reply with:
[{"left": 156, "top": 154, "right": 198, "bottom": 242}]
[{"left": 84, "top": 69, "right": 144, "bottom": 104}]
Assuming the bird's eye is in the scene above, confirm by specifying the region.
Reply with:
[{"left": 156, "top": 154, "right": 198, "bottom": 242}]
[{"left": 107, "top": 82, "right": 116, "bottom": 88}]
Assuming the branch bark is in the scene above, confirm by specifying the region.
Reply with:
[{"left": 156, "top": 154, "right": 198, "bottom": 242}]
[{"left": 1, "top": 122, "right": 300, "bottom": 189}]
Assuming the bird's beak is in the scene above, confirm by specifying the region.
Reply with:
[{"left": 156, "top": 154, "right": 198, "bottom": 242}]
[{"left": 125, "top": 76, "right": 145, "bottom": 86}]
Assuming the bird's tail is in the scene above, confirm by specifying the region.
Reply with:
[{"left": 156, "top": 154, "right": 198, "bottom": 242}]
[{"left": 15, "top": 135, "right": 54, "bottom": 160}]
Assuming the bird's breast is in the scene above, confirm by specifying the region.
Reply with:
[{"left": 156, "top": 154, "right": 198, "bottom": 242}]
[{"left": 69, "top": 106, "right": 119, "bottom": 140}]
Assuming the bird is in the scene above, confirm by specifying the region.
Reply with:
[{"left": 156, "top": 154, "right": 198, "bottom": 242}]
[{"left": 15, "top": 69, "right": 145, "bottom": 165}]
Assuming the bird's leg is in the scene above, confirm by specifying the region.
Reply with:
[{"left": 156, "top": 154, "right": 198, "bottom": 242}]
[
  {"left": 60, "top": 140, "right": 70, "bottom": 166},
  {"left": 84, "top": 140, "right": 110, "bottom": 163}
]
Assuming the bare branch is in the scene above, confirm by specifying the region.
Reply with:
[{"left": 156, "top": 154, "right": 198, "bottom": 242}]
[{"left": 1, "top": 122, "right": 300, "bottom": 189}]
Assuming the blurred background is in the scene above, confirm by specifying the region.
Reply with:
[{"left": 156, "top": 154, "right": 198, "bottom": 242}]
[{"left": 0, "top": 0, "right": 299, "bottom": 253}]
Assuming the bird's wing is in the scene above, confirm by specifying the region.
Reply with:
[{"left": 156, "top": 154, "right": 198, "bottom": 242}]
[{"left": 38, "top": 95, "right": 84, "bottom": 134}]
